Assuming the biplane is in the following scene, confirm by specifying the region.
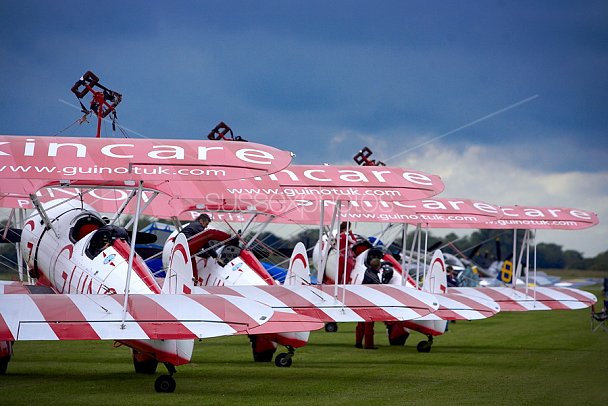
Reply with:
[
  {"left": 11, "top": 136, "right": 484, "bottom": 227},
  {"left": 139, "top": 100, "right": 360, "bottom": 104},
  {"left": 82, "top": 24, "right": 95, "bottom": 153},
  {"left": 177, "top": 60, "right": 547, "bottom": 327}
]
[
  {"left": 150, "top": 162, "right": 598, "bottom": 354},
  {"left": 0, "top": 135, "right": 472, "bottom": 392},
  {"left": 261, "top": 146, "right": 599, "bottom": 351}
]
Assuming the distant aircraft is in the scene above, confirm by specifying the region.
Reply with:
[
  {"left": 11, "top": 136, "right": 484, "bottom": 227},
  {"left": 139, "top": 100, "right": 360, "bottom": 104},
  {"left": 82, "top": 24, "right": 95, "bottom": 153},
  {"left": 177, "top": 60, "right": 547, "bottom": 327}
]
[{"left": 292, "top": 147, "right": 600, "bottom": 350}]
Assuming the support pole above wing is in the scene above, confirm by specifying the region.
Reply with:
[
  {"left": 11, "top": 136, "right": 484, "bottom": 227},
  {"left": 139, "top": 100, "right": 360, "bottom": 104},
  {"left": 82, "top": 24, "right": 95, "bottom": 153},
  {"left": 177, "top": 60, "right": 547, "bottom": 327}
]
[
  {"left": 29, "top": 194, "right": 58, "bottom": 239},
  {"left": 121, "top": 181, "right": 144, "bottom": 329}
]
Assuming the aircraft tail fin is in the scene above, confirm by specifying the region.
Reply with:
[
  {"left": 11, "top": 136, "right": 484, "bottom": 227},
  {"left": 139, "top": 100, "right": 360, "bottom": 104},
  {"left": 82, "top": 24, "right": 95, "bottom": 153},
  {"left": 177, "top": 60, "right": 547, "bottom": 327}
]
[
  {"left": 162, "top": 233, "right": 194, "bottom": 294},
  {"left": 423, "top": 249, "right": 448, "bottom": 294},
  {"left": 284, "top": 242, "right": 311, "bottom": 285},
  {"left": 497, "top": 260, "right": 514, "bottom": 284}
]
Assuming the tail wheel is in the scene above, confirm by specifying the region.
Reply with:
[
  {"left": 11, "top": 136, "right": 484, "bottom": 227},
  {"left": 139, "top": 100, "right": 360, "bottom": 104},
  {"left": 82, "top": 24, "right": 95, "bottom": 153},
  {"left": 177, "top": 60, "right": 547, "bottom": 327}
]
[{"left": 154, "top": 375, "right": 176, "bottom": 393}]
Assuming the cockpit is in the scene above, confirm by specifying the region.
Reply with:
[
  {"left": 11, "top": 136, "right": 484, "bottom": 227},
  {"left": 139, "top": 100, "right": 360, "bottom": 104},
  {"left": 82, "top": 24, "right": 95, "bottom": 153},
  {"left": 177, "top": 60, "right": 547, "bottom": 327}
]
[
  {"left": 86, "top": 225, "right": 130, "bottom": 258},
  {"left": 70, "top": 213, "right": 106, "bottom": 243}
]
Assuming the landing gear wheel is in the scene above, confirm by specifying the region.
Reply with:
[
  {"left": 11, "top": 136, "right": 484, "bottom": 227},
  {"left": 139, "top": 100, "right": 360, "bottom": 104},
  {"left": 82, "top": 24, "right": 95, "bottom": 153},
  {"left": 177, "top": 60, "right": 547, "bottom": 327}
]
[
  {"left": 250, "top": 335, "right": 277, "bottom": 362},
  {"left": 132, "top": 350, "right": 159, "bottom": 374},
  {"left": 274, "top": 353, "right": 293, "bottom": 367},
  {"left": 253, "top": 350, "right": 275, "bottom": 363},
  {"left": 0, "top": 341, "right": 12, "bottom": 375},
  {"left": 0, "top": 358, "right": 9, "bottom": 375},
  {"left": 324, "top": 322, "right": 338, "bottom": 333},
  {"left": 386, "top": 324, "right": 409, "bottom": 346},
  {"left": 416, "top": 340, "right": 432, "bottom": 353},
  {"left": 154, "top": 375, "right": 176, "bottom": 393},
  {"left": 389, "top": 335, "right": 408, "bottom": 346}
]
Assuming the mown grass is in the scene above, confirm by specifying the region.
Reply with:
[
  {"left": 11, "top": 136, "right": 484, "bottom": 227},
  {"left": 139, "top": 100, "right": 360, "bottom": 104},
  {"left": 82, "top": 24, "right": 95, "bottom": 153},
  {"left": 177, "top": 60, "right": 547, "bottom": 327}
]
[{"left": 1, "top": 286, "right": 607, "bottom": 405}]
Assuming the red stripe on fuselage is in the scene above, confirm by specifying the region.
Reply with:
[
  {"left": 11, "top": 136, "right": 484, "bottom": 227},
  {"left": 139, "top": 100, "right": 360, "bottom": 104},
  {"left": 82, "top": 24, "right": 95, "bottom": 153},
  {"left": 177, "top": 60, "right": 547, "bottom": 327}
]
[
  {"left": 401, "top": 320, "right": 444, "bottom": 336},
  {"left": 119, "top": 339, "right": 191, "bottom": 366},
  {"left": 240, "top": 249, "right": 277, "bottom": 285},
  {"left": 112, "top": 240, "right": 161, "bottom": 294}
]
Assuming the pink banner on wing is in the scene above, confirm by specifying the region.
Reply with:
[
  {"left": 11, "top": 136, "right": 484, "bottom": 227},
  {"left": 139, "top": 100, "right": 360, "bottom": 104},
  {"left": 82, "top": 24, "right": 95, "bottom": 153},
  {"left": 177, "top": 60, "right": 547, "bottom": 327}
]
[
  {"left": 261, "top": 164, "right": 444, "bottom": 202},
  {"left": 0, "top": 135, "right": 293, "bottom": 184},
  {"left": 485, "top": 205, "right": 599, "bottom": 230},
  {"left": 259, "top": 198, "right": 500, "bottom": 227}
]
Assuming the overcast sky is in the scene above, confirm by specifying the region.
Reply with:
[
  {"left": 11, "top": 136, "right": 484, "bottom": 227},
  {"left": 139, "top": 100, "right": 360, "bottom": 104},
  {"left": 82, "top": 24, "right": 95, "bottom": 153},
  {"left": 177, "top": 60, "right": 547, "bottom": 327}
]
[{"left": 1, "top": 1, "right": 606, "bottom": 256}]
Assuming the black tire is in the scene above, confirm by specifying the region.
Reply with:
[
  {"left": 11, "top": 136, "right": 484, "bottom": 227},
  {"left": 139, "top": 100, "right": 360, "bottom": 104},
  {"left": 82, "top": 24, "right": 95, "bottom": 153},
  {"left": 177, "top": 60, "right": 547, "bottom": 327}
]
[
  {"left": 0, "top": 357, "right": 9, "bottom": 375},
  {"left": 274, "top": 353, "right": 293, "bottom": 368},
  {"left": 253, "top": 350, "right": 275, "bottom": 363},
  {"left": 416, "top": 340, "right": 432, "bottom": 353},
  {"left": 386, "top": 324, "right": 409, "bottom": 346},
  {"left": 389, "top": 335, "right": 408, "bottom": 346},
  {"left": 324, "top": 322, "right": 338, "bottom": 333},
  {"left": 132, "top": 350, "right": 159, "bottom": 374},
  {"left": 250, "top": 336, "right": 276, "bottom": 362},
  {"left": 154, "top": 375, "right": 176, "bottom": 393}
]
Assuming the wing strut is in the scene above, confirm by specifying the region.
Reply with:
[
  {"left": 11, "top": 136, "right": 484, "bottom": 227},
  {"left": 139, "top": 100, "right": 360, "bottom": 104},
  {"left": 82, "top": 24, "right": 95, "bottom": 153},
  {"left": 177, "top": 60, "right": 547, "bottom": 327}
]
[
  {"left": 340, "top": 201, "right": 352, "bottom": 309},
  {"left": 244, "top": 214, "right": 275, "bottom": 249},
  {"left": 2, "top": 209, "right": 14, "bottom": 241},
  {"left": 318, "top": 201, "right": 339, "bottom": 285},
  {"left": 400, "top": 223, "right": 409, "bottom": 286},
  {"left": 408, "top": 224, "right": 420, "bottom": 286},
  {"left": 332, "top": 201, "right": 342, "bottom": 301},
  {"left": 110, "top": 189, "right": 137, "bottom": 225},
  {"left": 423, "top": 223, "right": 429, "bottom": 279},
  {"left": 121, "top": 181, "right": 144, "bottom": 329},
  {"left": 29, "top": 194, "right": 58, "bottom": 238},
  {"left": 124, "top": 191, "right": 159, "bottom": 229}
]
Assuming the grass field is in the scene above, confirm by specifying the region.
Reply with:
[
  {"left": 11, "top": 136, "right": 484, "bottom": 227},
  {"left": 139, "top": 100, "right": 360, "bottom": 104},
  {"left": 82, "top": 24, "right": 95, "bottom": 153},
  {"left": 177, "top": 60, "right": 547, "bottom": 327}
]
[{"left": 1, "top": 286, "right": 607, "bottom": 405}]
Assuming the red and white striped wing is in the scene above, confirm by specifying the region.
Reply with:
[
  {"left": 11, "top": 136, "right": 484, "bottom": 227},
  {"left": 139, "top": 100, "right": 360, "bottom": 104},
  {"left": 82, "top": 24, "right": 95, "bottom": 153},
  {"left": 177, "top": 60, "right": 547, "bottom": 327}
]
[
  {"left": 198, "top": 284, "right": 440, "bottom": 322},
  {"left": 417, "top": 293, "right": 500, "bottom": 321},
  {"left": 246, "top": 310, "right": 324, "bottom": 335},
  {"left": 0, "top": 293, "right": 287, "bottom": 341},
  {"left": 0, "top": 281, "right": 30, "bottom": 294},
  {"left": 450, "top": 287, "right": 597, "bottom": 311}
]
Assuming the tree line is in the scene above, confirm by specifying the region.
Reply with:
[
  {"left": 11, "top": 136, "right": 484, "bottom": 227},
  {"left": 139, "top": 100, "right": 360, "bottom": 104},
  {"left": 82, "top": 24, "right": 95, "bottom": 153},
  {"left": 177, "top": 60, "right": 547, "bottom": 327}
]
[
  {"left": 247, "top": 228, "right": 607, "bottom": 271},
  {"left": 1, "top": 226, "right": 606, "bottom": 275}
]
